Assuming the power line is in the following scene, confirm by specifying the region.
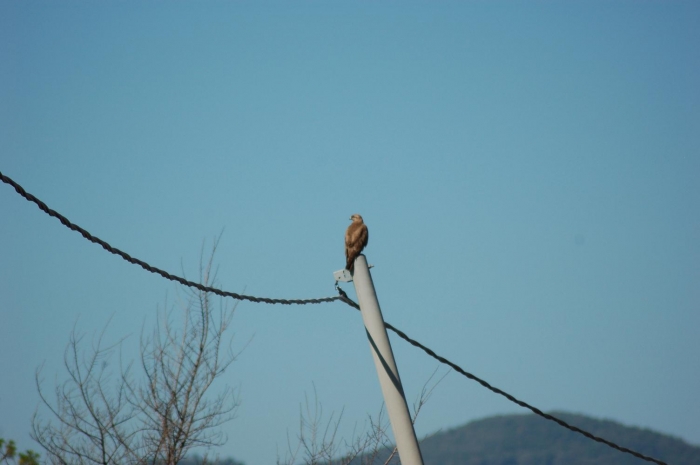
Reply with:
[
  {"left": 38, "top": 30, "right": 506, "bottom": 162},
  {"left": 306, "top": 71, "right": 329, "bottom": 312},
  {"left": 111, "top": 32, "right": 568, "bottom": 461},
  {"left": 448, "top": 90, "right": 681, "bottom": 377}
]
[
  {"left": 335, "top": 288, "right": 669, "bottom": 465},
  {"left": 1, "top": 170, "right": 671, "bottom": 464},
  {"left": 0, "top": 171, "right": 340, "bottom": 306}
]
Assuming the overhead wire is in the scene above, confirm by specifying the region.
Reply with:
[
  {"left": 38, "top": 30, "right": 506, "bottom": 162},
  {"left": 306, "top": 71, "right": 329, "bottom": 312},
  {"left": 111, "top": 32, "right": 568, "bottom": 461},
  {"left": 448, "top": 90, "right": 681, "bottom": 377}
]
[
  {"left": 334, "top": 292, "right": 669, "bottom": 465},
  {"left": 0, "top": 171, "right": 340, "bottom": 306},
  {"left": 1, "top": 170, "right": 671, "bottom": 465}
]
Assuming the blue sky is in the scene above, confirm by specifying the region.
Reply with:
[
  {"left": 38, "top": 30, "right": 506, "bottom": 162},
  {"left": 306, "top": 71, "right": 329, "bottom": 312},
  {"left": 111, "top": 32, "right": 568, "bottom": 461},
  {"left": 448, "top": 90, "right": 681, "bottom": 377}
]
[{"left": 1, "top": 2, "right": 699, "bottom": 464}]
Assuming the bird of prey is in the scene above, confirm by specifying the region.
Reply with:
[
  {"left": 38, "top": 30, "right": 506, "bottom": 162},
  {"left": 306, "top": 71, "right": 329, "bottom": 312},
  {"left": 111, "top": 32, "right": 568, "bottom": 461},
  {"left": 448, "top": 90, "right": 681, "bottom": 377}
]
[{"left": 345, "top": 214, "right": 369, "bottom": 272}]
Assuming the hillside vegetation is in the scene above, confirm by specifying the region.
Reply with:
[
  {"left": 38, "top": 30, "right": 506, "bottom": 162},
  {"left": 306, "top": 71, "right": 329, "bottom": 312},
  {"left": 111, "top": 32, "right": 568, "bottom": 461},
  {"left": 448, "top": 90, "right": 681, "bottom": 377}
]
[
  {"left": 347, "top": 412, "right": 699, "bottom": 465},
  {"left": 415, "top": 412, "right": 700, "bottom": 465},
  {"left": 181, "top": 412, "right": 700, "bottom": 465}
]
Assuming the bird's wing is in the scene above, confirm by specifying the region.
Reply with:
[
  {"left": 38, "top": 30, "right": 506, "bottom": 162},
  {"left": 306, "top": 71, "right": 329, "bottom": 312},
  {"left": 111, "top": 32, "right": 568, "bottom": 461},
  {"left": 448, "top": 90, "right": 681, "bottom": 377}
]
[
  {"left": 345, "top": 222, "right": 361, "bottom": 249},
  {"left": 358, "top": 224, "right": 368, "bottom": 249}
]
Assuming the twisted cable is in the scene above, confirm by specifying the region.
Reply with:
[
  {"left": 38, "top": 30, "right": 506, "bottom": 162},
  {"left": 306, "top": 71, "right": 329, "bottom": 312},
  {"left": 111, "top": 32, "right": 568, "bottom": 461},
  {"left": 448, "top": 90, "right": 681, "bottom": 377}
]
[
  {"left": 0, "top": 171, "right": 340, "bottom": 306},
  {"left": 335, "top": 289, "right": 668, "bottom": 465},
  {"left": 0, "top": 169, "right": 672, "bottom": 464}
]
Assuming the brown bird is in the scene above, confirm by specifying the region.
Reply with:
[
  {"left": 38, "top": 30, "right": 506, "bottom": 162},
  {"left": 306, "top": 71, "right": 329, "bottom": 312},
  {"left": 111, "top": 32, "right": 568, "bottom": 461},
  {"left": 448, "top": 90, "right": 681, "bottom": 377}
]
[{"left": 345, "top": 214, "right": 369, "bottom": 272}]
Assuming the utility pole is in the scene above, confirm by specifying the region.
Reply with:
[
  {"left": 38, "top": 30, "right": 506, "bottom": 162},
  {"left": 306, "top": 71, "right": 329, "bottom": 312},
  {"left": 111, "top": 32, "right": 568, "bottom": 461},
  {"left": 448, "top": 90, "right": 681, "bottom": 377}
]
[{"left": 339, "top": 254, "right": 424, "bottom": 465}]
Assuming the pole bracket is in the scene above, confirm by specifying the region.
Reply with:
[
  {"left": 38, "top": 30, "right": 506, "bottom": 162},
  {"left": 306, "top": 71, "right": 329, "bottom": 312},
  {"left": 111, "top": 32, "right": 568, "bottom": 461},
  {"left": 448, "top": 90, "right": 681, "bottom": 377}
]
[{"left": 333, "top": 269, "right": 353, "bottom": 283}]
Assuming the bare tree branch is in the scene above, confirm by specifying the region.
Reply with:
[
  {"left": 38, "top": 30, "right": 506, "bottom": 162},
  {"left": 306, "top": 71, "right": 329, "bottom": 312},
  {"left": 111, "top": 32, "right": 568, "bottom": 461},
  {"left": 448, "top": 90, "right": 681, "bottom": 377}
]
[
  {"left": 33, "top": 238, "right": 240, "bottom": 465},
  {"left": 280, "top": 368, "right": 450, "bottom": 465}
]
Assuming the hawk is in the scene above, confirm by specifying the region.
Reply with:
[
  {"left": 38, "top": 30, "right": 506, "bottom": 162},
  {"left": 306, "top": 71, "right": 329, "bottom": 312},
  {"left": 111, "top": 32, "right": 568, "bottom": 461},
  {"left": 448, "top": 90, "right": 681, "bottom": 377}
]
[{"left": 345, "top": 214, "right": 369, "bottom": 272}]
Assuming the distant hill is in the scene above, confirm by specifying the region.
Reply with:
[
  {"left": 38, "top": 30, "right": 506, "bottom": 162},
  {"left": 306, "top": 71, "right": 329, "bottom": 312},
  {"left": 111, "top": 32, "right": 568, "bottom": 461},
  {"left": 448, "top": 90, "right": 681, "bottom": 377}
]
[
  {"left": 179, "top": 455, "right": 245, "bottom": 465},
  {"left": 362, "top": 412, "right": 700, "bottom": 465},
  {"left": 179, "top": 412, "right": 700, "bottom": 465}
]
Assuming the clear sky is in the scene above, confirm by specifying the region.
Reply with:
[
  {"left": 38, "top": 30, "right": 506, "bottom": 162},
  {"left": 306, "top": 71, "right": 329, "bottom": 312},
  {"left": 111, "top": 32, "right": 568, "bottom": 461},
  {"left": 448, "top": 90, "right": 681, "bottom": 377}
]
[{"left": 1, "top": 2, "right": 699, "bottom": 464}]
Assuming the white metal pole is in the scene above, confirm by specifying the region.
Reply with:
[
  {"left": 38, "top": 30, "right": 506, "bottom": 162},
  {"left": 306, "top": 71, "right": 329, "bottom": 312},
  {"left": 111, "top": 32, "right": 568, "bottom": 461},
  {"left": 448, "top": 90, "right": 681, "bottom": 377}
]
[{"left": 351, "top": 254, "right": 424, "bottom": 465}]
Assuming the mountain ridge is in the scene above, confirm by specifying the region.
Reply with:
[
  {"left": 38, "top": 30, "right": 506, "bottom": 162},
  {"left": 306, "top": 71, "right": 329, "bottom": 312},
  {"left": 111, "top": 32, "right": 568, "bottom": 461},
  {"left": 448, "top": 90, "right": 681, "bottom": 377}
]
[{"left": 414, "top": 411, "right": 700, "bottom": 465}]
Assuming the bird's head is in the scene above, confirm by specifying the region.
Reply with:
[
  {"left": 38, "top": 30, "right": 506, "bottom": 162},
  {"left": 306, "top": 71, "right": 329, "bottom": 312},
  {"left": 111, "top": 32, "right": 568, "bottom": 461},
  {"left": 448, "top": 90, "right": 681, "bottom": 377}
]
[{"left": 350, "top": 214, "right": 363, "bottom": 222}]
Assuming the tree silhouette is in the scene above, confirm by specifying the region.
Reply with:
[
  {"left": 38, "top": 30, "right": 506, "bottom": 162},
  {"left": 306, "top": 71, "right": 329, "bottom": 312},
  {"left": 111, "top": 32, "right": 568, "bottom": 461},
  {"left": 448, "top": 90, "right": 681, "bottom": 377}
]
[{"left": 32, "top": 240, "right": 240, "bottom": 465}]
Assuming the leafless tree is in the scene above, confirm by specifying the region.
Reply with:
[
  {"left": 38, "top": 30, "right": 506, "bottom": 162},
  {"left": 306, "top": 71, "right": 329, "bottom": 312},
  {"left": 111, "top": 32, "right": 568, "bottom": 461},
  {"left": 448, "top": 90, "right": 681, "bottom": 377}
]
[
  {"left": 379, "top": 368, "right": 448, "bottom": 465},
  {"left": 32, "top": 240, "right": 240, "bottom": 465},
  {"left": 278, "top": 368, "right": 449, "bottom": 465}
]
